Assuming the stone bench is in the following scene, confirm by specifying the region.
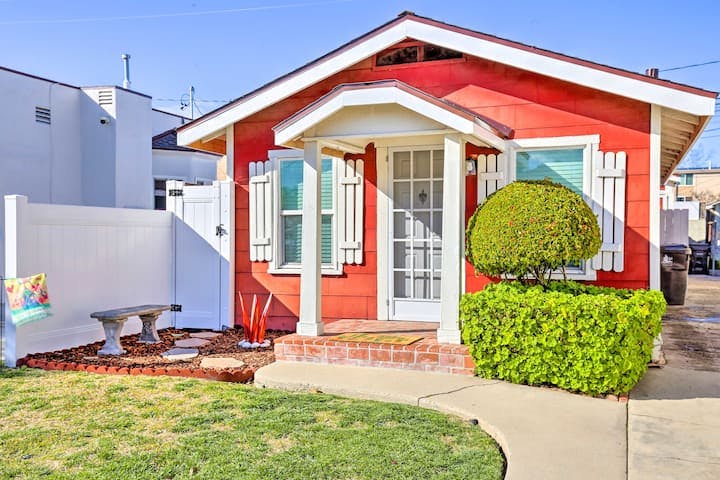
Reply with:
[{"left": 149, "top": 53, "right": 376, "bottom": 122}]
[{"left": 91, "top": 305, "right": 171, "bottom": 356}]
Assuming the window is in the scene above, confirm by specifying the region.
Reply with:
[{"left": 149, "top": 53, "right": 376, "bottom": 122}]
[
  {"left": 680, "top": 173, "right": 694, "bottom": 186},
  {"left": 510, "top": 135, "right": 599, "bottom": 280},
  {"left": 154, "top": 179, "right": 167, "bottom": 210},
  {"left": 376, "top": 42, "right": 463, "bottom": 67},
  {"left": 515, "top": 148, "right": 584, "bottom": 195},
  {"left": 274, "top": 154, "right": 337, "bottom": 272}
]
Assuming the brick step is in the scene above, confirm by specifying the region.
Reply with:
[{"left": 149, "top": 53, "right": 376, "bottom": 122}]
[{"left": 274, "top": 334, "right": 475, "bottom": 375}]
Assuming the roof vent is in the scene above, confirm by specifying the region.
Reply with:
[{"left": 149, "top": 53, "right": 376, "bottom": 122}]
[
  {"left": 98, "top": 89, "right": 114, "bottom": 106},
  {"left": 645, "top": 68, "right": 659, "bottom": 78},
  {"left": 35, "top": 106, "right": 51, "bottom": 124}
]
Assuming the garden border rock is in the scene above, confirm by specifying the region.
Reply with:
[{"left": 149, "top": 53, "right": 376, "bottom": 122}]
[{"left": 17, "top": 356, "right": 256, "bottom": 383}]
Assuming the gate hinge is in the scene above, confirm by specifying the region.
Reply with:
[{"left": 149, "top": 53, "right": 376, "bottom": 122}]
[
  {"left": 168, "top": 189, "right": 184, "bottom": 197},
  {"left": 170, "top": 304, "right": 182, "bottom": 312}
]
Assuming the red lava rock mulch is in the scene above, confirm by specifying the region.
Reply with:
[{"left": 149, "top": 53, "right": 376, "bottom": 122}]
[{"left": 18, "top": 328, "right": 290, "bottom": 383}]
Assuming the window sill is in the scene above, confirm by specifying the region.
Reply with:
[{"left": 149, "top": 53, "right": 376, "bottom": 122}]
[{"left": 267, "top": 266, "right": 345, "bottom": 276}]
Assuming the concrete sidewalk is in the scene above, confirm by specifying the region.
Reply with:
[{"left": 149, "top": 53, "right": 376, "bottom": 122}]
[
  {"left": 628, "top": 366, "right": 720, "bottom": 479},
  {"left": 255, "top": 362, "right": 627, "bottom": 480}
]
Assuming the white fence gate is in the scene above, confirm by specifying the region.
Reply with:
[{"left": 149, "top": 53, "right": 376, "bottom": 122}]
[{"left": 166, "top": 180, "right": 234, "bottom": 331}]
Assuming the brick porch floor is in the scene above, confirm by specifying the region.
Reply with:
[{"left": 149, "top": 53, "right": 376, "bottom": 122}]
[{"left": 274, "top": 319, "right": 475, "bottom": 375}]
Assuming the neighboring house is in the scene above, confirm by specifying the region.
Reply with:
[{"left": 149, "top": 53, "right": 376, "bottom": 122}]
[
  {"left": 177, "top": 12, "right": 716, "bottom": 342},
  {"left": 664, "top": 167, "right": 720, "bottom": 241},
  {"left": 152, "top": 128, "right": 221, "bottom": 209},
  {"left": 673, "top": 167, "right": 720, "bottom": 203},
  {"left": 0, "top": 65, "right": 216, "bottom": 272}
]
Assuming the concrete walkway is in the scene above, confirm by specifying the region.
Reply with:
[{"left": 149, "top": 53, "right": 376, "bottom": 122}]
[
  {"left": 628, "top": 367, "right": 720, "bottom": 479},
  {"left": 255, "top": 362, "right": 627, "bottom": 480},
  {"left": 627, "top": 275, "right": 720, "bottom": 479}
]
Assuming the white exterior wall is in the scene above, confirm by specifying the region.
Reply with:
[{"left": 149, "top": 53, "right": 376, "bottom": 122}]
[
  {"left": 152, "top": 109, "right": 185, "bottom": 135},
  {"left": 4, "top": 195, "right": 173, "bottom": 366},
  {"left": 0, "top": 70, "right": 84, "bottom": 274},
  {"left": 79, "top": 87, "right": 117, "bottom": 207},
  {"left": 115, "top": 89, "right": 153, "bottom": 209},
  {"left": 152, "top": 150, "right": 218, "bottom": 184},
  {"left": 0, "top": 70, "right": 163, "bottom": 271}
]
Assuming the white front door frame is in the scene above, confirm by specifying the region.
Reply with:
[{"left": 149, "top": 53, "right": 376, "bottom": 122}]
[
  {"left": 375, "top": 135, "right": 467, "bottom": 343},
  {"left": 387, "top": 144, "right": 445, "bottom": 322}
]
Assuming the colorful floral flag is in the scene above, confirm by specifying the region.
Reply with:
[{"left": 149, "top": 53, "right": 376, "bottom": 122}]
[{"left": 3, "top": 273, "right": 52, "bottom": 326}]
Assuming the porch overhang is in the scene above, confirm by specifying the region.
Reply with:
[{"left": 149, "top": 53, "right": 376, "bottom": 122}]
[{"left": 273, "top": 80, "right": 512, "bottom": 152}]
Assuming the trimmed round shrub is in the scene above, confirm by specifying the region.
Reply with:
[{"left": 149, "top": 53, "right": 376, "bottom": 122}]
[{"left": 466, "top": 180, "right": 601, "bottom": 285}]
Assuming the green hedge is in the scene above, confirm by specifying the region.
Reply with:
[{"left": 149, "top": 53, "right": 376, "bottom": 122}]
[{"left": 460, "top": 281, "right": 665, "bottom": 395}]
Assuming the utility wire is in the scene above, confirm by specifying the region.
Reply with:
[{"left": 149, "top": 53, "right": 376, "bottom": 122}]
[
  {"left": 0, "top": 0, "right": 352, "bottom": 25},
  {"left": 660, "top": 60, "right": 720, "bottom": 72},
  {"left": 155, "top": 98, "right": 231, "bottom": 103}
]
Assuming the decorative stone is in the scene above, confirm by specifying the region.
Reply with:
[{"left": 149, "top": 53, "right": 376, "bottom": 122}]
[
  {"left": 238, "top": 339, "right": 271, "bottom": 349},
  {"left": 170, "top": 333, "right": 185, "bottom": 338},
  {"left": 161, "top": 348, "right": 199, "bottom": 361},
  {"left": 200, "top": 357, "right": 245, "bottom": 370},
  {"left": 189, "top": 331, "right": 221, "bottom": 339},
  {"left": 174, "top": 338, "right": 210, "bottom": 348}
]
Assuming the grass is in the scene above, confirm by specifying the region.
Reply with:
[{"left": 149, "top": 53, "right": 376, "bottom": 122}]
[{"left": 0, "top": 368, "right": 504, "bottom": 479}]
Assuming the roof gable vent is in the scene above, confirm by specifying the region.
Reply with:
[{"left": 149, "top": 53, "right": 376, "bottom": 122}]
[
  {"left": 98, "top": 89, "right": 113, "bottom": 106},
  {"left": 35, "top": 106, "right": 51, "bottom": 124}
]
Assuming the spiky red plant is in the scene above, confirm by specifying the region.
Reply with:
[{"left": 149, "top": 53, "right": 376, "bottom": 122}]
[{"left": 238, "top": 292, "right": 272, "bottom": 343}]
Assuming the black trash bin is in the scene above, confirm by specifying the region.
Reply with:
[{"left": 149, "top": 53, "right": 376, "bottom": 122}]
[
  {"left": 689, "top": 242, "right": 711, "bottom": 274},
  {"left": 660, "top": 244, "right": 692, "bottom": 305}
]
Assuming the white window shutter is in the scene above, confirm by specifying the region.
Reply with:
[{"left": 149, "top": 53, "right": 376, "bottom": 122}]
[
  {"left": 591, "top": 151, "right": 626, "bottom": 272},
  {"left": 476, "top": 153, "right": 507, "bottom": 204},
  {"left": 248, "top": 160, "right": 273, "bottom": 262},
  {"left": 338, "top": 159, "right": 364, "bottom": 265}
]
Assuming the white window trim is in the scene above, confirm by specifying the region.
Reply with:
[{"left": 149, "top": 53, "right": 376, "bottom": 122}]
[
  {"left": 680, "top": 173, "right": 694, "bottom": 186},
  {"left": 267, "top": 148, "right": 344, "bottom": 276},
  {"left": 506, "top": 134, "right": 600, "bottom": 281}
]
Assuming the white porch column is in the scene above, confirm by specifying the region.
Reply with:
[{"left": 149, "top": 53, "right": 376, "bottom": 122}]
[
  {"left": 297, "top": 140, "right": 324, "bottom": 336},
  {"left": 438, "top": 134, "right": 465, "bottom": 344}
]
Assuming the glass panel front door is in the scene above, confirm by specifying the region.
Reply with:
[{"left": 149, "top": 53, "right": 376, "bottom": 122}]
[{"left": 390, "top": 148, "right": 443, "bottom": 321}]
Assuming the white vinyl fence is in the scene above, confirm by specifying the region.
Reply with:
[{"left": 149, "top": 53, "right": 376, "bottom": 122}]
[{"left": 3, "top": 195, "right": 173, "bottom": 366}]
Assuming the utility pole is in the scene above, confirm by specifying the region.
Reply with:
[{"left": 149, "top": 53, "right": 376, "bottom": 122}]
[{"left": 190, "top": 86, "right": 195, "bottom": 120}]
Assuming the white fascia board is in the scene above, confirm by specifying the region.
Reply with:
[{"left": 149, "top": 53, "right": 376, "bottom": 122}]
[
  {"left": 179, "top": 23, "right": 410, "bottom": 145},
  {"left": 406, "top": 22, "right": 716, "bottom": 116},
  {"left": 179, "top": 17, "right": 715, "bottom": 147},
  {"left": 275, "top": 86, "right": 500, "bottom": 148}
]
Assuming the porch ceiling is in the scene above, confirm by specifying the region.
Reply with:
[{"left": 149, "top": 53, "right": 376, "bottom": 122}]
[{"left": 273, "top": 80, "right": 513, "bottom": 153}]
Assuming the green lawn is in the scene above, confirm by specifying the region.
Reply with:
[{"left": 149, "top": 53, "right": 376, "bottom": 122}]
[{"left": 0, "top": 368, "right": 504, "bottom": 480}]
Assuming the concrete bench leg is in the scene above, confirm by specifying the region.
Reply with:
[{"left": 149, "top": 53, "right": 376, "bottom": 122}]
[
  {"left": 138, "top": 313, "right": 161, "bottom": 343},
  {"left": 98, "top": 319, "right": 127, "bottom": 356}
]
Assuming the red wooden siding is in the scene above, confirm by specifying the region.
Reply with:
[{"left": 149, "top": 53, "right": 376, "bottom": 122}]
[{"left": 233, "top": 49, "right": 651, "bottom": 329}]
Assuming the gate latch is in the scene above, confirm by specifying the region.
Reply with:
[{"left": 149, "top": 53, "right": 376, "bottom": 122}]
[{"left": 215, "top": 224, "right": 226, "bottom": 237}]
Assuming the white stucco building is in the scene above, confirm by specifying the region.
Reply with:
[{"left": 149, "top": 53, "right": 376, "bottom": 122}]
[{"left": 0, "top": 66, "right": 220, "bottom": 272}]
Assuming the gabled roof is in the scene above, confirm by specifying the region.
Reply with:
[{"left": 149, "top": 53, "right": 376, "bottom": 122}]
[
  {"left": 177, "top": 11, "right": 717, "bottom": 146},
  {"left": 153, "top": 129, "right": 221, "bottom": 155},
  {"left": 274, "top": 80, "right": 513, "bottom": 151}
]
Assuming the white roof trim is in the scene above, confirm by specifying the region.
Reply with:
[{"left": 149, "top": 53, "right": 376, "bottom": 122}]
[
  {"left": 273, "top": 85, "right": 506, "bottom": 151},
  {"left": 178, "top": 17, "right": 716, "bottom": 146}
]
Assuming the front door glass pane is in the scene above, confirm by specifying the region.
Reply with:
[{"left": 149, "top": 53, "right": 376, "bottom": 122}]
[{"left": 392, "top": 149, "right": 443, "bottom": 301}]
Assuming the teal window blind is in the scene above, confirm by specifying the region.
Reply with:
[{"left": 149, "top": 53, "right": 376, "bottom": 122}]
[
  {"left": 516, "top": 149, "right": 584, "bottom": 194},
  {"left": 280, "top": 158, "right": 334, "bottom": 265}
]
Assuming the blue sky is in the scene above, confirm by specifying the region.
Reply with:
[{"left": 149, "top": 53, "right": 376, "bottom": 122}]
[{"left": 1, "top": 0, "right": 718, "bottom": 168}]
